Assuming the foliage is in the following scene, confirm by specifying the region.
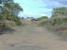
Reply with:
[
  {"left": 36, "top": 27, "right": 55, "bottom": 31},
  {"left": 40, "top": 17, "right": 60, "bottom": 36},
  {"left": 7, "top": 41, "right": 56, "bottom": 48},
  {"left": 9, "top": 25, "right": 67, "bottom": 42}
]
[
  {"left": 38, "top": 19, "right": 48, "bottom": 26},
  {"left": 52, "top": 7, "right": 67, "bottom": 18},
  {"left": 49, "top": 7, "right": 67, "bottom": 25},
  {"left": 0, "top": 0, "right": 23, "bottom": 31},
  {"left": 37, "top": 16, "right": 48, "bottom": 21},
  {"left": 4, "top": 3, "right": 23, "bottom": 11}
]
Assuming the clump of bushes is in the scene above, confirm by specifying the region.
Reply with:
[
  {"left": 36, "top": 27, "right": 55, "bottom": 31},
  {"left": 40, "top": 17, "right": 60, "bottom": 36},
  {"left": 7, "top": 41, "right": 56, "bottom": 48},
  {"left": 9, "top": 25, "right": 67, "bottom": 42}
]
[
  {"left": 37, "top": 16, "right": 48, "bottom": 21},
  {"left": 38, "top": 19, "right": 48, "bottom": 26},
  {"left": 37, "top": 7, "right": 67, "bottom": 40},
  {"left": 37, "top": 16, "right": 48, "bottom": 26},
  {"left": 0, "top": 0, "right": 23, "bottom": 33}
]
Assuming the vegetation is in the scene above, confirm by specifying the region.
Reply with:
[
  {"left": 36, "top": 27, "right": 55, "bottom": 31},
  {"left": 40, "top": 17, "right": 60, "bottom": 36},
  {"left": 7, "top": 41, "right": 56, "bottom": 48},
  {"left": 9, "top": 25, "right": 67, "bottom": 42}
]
[
  {"left": 50, "top": 7, "right": 67, "bottom": 27},
  {"left": 0, "top": 0, "right": 23, "bottom": 32},
  {"left": 37, "top": 7, "right": 67, "bottom": 31},
  {"left": 37, "top": 16, "right": 48, "bottom": 21},
  {"left": 37, "top": 16, "right": 48, "bottom": 26},
  {"left": 38, "top": 7, "right": 67, "bottom": 29},
  {"left": 37, "top": 7, "right": 67, "bottom": 39}
]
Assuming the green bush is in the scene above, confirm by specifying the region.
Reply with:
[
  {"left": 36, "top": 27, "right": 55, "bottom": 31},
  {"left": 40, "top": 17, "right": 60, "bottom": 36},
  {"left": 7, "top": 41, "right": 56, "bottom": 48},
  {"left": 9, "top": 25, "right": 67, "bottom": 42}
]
[
  {"left": 37, "top": 16, "right": 48, "bottom": 21},
  {"left": 15, "top": 20, "right": 22, "bottom": 25}
]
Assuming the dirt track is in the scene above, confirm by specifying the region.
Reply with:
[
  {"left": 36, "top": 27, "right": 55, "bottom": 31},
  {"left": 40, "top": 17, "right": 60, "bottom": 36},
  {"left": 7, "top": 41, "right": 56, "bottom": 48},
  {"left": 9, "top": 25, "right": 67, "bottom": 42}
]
[{"left": 0, "top": 22, "right": 67, "bottom": 50}]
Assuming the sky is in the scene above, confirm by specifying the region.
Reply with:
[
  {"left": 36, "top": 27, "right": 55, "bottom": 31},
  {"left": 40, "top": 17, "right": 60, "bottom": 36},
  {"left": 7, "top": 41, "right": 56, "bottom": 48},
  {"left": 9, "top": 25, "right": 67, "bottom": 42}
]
[{"left": 14, "top": 0, "right": 67, "bottom": 18}]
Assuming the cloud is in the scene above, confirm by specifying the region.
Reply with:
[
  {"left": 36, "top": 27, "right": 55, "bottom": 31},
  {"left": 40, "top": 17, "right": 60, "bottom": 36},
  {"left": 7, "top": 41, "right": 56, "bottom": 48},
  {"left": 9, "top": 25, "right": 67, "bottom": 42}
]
[
  {"left": 15, "top": 0, "right": 67, "bottom": 17},
  {"left": 42, "top": 0, "right": 67, "bottom": 8},
  {"left": 53, "top": 0, "right": 67, "bottom": 5}
]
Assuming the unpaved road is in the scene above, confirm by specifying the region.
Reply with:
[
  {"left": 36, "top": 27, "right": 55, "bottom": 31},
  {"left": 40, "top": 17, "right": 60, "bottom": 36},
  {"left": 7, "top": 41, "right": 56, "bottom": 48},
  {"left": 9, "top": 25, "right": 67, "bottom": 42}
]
[{"left": 0, "top": 24, "right": 67, "bottom": 50}]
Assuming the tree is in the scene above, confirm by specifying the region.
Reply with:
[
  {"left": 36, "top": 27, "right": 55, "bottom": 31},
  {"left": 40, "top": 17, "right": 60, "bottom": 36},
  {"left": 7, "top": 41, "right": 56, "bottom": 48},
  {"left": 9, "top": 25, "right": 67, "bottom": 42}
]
[
  {"left": 1, "top": 3, "right": 23, "bottom": 25},
  {"left": 0, "top": 1, "right": 23, "bottom": 30},
  {"left": 4, "top": 3, "right": 23, "bottom": 16},
  {"left": 52, "top": 7, "right": 67, "bottom": 18},
  {"left": 50, "top": 7, "right": 67, "bottom": 26}
]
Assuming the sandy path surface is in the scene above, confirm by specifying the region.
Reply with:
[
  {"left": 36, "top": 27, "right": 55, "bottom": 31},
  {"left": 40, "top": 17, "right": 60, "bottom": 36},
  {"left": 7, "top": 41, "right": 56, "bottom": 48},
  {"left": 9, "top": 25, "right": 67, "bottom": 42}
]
[{"left": 0, "top": 24, "right": 67, "bottom": 50}]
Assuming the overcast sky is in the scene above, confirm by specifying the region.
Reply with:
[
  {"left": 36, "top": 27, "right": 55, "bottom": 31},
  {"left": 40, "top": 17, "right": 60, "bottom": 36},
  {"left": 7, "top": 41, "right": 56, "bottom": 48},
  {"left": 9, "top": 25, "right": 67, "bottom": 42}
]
[{"left": 14, "top": 0, "right": 67, "bottom": 18}]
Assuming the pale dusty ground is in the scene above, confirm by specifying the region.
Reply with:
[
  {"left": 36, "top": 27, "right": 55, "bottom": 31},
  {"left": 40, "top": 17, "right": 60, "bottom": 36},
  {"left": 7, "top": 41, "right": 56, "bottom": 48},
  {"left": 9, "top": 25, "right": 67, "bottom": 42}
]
[{"left": 0, "top": 21, "right": 67, "bottom": 50}]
